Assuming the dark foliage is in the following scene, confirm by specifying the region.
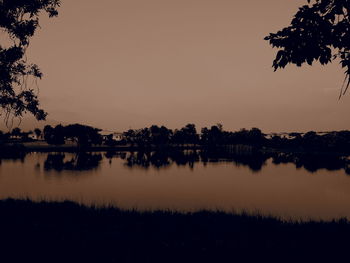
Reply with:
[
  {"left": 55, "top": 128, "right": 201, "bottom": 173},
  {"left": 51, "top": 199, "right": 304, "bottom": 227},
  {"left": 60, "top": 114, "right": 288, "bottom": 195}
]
[
  {"left": 43, "top": 124, "right": 65, "bottom": 145},
  {"left": 265, "top": 0, "right": 350, "bottom": 95},
  {"left": 64, "top": 123, "right": 103, "bottom": 148},
  {"left": 0, "top": 0, "right": 60, "bottom": 124},
  {"left": 172, "top": 123, "right": 199, "bottom": 145},
  {"left": 43, "top": 123, "right": 102, "bottom": 148}
]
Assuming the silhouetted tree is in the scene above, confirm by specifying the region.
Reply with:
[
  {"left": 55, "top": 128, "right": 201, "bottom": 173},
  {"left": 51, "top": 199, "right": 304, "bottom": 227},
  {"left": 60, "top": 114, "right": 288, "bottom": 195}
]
[
  {"left": 302, "top": 131, "right": 324, "bottom": 149},
  {"left": 123, "top": 129, "right": 137, "bottom": 147},
  {"left": 265, "top": 0, "right": 350, "bottom": 95},
  {"left": 34, "top": 128, "right": 42, "bottom": 140},
  {"left": 21, "top": 130, "right": 33, "bottom": 141},
  {"left": 104, "top": 134, "right": 116, "bottom": 146},
  {"left": 43, "top": 125, "right": 54, "bottom": 142},
  {"left": 201, "top": 124, "right": 224, "bottom": 146},
  {"left": 149, "top": 125, "right": 172, "bottom": 145},
  {"left": 135, "top": 128, "right": 151, "bottom": 147},
  {"left": 200, "top": 127, "right": 209, "bottom": 145},
  {"left": 43, "top": 124, "right": 64, "bottom": 145},
  {"left": 172, "top": 124, "right": 199, "bottom": 145},
  {"left": 247, "top": 128, "right": 265, "bottom": 146},
  {"left": 11, "top": 127, "right": 21, "bottom": 137},
  {"left": 0, "top": 0, "right": 60, "bottom": 124},
  {"left": 51, "top": 124, "right": 65, "bottom": 145},
  {"left": 172, "top": 129, "right": 185, "bottom": 145},
  {"left": 64, "top": 124, "right": 102, "bottom": 148},
  {"left": 181, "top": 124, "right": 199, "bottom": 145}
]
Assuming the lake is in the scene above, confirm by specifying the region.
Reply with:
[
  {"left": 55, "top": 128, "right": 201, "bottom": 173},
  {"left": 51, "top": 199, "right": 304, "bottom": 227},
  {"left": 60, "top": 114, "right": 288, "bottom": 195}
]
[{"left": 1, "top": 150, "right": 350, "bottom": 220}]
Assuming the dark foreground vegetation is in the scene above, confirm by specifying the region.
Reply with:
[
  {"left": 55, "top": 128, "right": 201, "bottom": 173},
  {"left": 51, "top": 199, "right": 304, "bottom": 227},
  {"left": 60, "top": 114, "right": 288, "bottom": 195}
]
[{"left": 0, "top": 199, "right": 350, "bottom": 263}]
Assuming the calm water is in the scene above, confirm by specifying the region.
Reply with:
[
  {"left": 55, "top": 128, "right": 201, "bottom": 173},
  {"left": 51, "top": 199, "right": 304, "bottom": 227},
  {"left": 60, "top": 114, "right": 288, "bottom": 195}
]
[{"left": 1, "top": 151, "right": 350, "bottom": 220}]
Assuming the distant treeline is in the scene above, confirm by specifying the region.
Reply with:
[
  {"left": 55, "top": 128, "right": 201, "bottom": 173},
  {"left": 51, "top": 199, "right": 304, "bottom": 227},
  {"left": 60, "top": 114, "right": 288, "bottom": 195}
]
[{"left": 1, "top": 123, "right": 350, "bottom": 153}]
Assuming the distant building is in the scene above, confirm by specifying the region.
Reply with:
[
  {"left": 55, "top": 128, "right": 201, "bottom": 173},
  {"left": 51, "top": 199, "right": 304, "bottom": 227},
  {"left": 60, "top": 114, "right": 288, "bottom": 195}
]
[
  {"left": 100, "top": 131, "right": 124, "bottom": 141},
  {"left": 9, "top": 135, "right": 21, "bottom": 140},
  {"left": 28, "top": 134, "right": 38, "bottom": 140},
  {"left": 264, "top": 132, "right": 305, "bottom": 140}
]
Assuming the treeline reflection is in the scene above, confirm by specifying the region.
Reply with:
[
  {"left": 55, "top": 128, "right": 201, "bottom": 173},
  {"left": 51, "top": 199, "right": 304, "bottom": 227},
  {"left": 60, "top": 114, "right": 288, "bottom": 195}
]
[
  {"left": 106, "top": 150, "right": 350, "bottom": 174},
  {"left": 44, "top": 152, "right": 102, "bottom": 171},
  {"left": 0, "top": 149, "right": 349, "bottom": 174},
  {"left": 0, "top": 145, "right": 26, "bottom": 163}
]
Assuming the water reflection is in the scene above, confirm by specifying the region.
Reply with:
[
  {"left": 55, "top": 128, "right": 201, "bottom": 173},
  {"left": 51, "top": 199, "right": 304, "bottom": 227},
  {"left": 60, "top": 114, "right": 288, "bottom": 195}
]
[
  {"left": 1, "top": 150, "right": 350, "bottom": 219},
  {"left": 271, "top": 152, "right": 350, "bottom": 174},
  {"left": 105, "top": 150, "right": 350, "bottom": 175},
  {"left": 0, "top": 145, "right": 26, "bottom": 162},
  {"left": 199, "top": 149, "right": 269, "bottom": 172},
  {"left": 44, "top": 152, "right": 102, "bottom": 171},
  {"left": 120, "top": 150, "right": 200, "bottom": 169},
  {"left": 0, "top": 148, "right": 349, "bottom": 174},
  {"left": 125, "top": 151, "right": 171, "bottom": 169}
]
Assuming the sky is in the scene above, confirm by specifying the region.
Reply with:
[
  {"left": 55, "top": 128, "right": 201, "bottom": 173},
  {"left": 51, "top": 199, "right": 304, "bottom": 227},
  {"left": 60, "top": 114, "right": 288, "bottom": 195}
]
[{"left": 17, "top": 0, "right": 350, "bottom": 132}]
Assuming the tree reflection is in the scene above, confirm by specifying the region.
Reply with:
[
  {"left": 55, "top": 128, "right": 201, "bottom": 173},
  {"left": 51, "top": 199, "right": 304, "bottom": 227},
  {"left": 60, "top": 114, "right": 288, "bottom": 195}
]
[
  {"left": 272, "top": 152, "right": 350, "bottom": 174},
  {"left": 170, "top": 150, "right": 200, "bottom": 169},
  {"left": 199, "top": 148, "right": 269, "bottom": 172},
  {"left": 44, "top": 152, "right": 102, "bottom": 171},
  {"left": 118, "top": 149, "right": 350, "bottom": 174},
  {"left": 125, "top": 151, "right": 171, "bottom": 169},
  {"left": 1, "top": 148, "right": 349, "bottom": 175},
  {"left": 121, "top": 149, "right": 268, "bottom": 172},
  {"left": 0, "top": 144, "right": 26, "bottom": 162}
]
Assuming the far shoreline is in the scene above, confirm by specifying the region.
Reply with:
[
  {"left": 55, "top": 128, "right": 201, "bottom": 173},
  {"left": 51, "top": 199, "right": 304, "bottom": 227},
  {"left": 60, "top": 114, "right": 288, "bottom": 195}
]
[{"left": 3, "top": 141, "right": 350, "bottom": 156}]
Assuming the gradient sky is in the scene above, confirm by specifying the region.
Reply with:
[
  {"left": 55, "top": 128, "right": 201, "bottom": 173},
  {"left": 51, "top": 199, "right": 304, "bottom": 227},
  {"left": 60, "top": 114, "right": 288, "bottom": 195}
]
[{"left": 19, "top": 0, "right": 350, "bottom": 132}]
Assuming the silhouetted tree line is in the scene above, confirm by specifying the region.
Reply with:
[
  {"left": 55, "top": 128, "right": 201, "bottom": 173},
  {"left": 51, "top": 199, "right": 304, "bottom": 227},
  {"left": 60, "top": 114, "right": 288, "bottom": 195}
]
[
  {"left": 122, "top": 124, "right": 199, "bottom": 147},
  {"left": 43, "top": 124, "right": 103, "bottom": 148},
  {"left": 121, "top": 124, "right": 350, "bottom": 153},
  {"left": 0, "top": 127, "right": 39, "bottom": 142},
  {"left": 121, "top": 124, "right": 265, "bottom": 148},
  {"left": 266, "top": 130, "right": 350, "bottom": 153},
  {"left": 2, "top": 123, "right": 350, "bottom": 153}
]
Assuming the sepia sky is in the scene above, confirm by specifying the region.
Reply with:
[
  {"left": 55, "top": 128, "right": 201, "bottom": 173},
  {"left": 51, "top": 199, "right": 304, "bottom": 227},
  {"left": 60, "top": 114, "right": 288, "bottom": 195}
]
[{"left": 22, "top": 0, "right": 350, "bottom": 132}]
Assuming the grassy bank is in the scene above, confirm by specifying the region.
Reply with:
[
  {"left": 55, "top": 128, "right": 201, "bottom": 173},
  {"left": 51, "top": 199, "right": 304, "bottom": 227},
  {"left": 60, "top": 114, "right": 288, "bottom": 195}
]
[{"left": 0, "top": 199, "right": 349, "bottom": 262}]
